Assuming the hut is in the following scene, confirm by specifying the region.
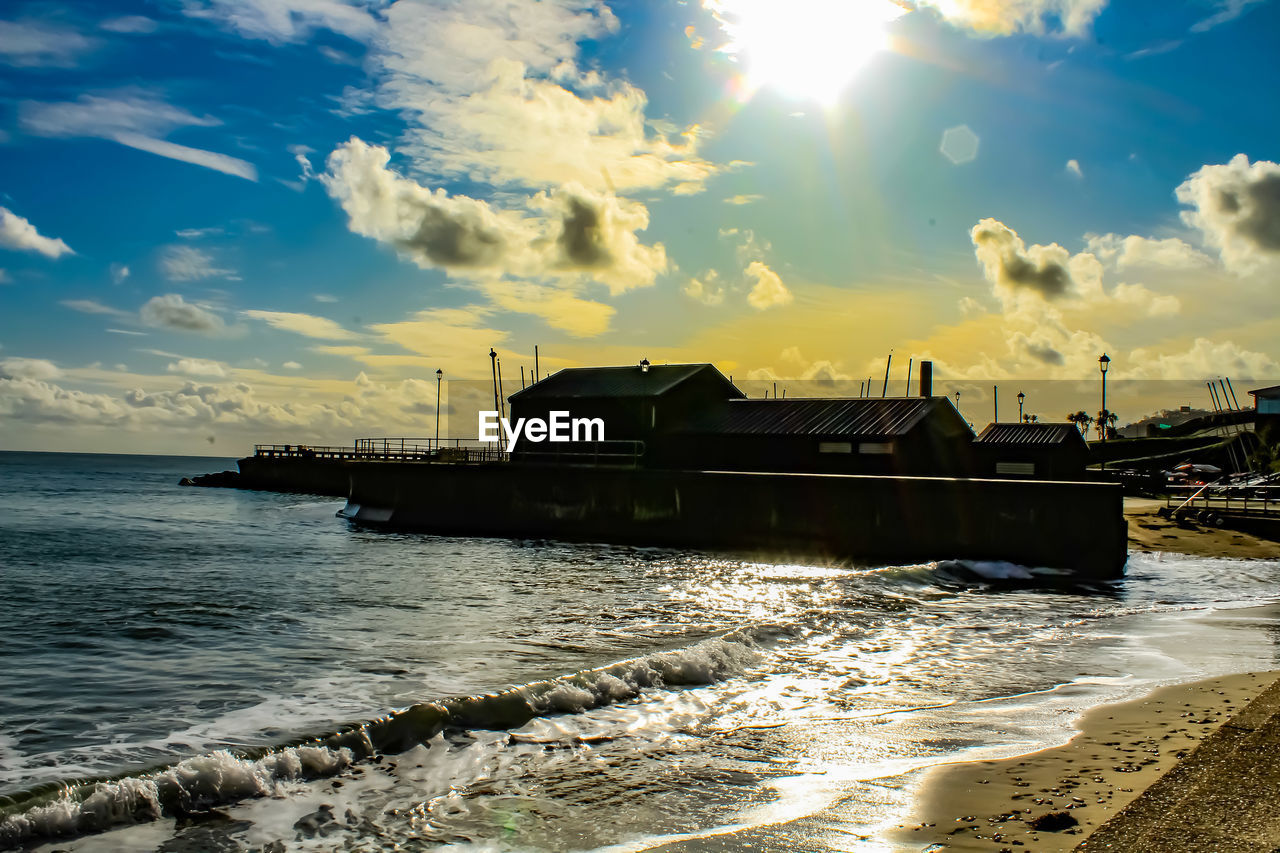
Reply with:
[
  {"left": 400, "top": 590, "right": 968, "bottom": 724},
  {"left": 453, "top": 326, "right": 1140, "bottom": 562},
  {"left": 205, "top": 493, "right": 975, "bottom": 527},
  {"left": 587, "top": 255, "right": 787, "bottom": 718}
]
[
  {"left": 668, "top": 396, "right": 975, "bottom": 475},
  {"left": 505, "top": 363, "right": 744, "bottom": 466},
  {"left": 973, "top": 422, "right": 1089, "bottom": 480}
]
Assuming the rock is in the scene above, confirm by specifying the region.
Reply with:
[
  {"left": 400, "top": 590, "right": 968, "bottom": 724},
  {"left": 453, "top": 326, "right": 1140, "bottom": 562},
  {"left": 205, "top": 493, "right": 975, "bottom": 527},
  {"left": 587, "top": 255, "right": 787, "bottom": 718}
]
[
  {"left": 179, "top": 470, "right": 242, "bottom": 488},
  {"left": 1028, "top": 811, "right": 1078, "bottom": 832}
]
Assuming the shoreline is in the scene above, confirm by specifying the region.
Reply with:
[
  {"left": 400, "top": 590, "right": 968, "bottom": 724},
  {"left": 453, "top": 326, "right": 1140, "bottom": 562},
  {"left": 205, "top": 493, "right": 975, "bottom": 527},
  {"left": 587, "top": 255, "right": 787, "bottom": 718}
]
[{"left": 887, "top": 670, "right": 1280, "bottom": 851}]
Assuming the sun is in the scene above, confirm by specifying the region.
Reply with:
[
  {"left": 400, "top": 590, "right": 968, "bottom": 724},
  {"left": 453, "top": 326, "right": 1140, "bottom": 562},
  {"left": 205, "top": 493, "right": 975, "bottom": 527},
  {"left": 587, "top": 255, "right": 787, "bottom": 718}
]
[{"left": 709, "top": 0, "right": 907, "bottom": 104}]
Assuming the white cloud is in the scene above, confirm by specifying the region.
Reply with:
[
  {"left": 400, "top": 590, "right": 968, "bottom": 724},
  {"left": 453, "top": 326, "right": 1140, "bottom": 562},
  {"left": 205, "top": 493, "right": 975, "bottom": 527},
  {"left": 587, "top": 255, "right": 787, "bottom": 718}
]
[
  {"left": 913, "top": 0, "right": 1108, "bottom": 37},
  {"left": 175, "top": 226, "right": 225, "bottom": 239},
  {"left": 1084, "top": 233, "right": 1213, "bottom": 269},
  {"left": 0, "top": 357, "right": 61, "bottom": 380},
  {"left": 1190, "top": 0, "right": 1265, "bottom": 33},
  {"left": 110, "top": 263, "right": 131, "bottom": 283},
  {"left": 684, "top": 270, "right": 726, "bottom": 305},
  {"left": 745, "top": 261, "right": 793, "bottom": 310},
  {"left": 100, "top": 15, "right": 159, "bottom": 34},
  {"left": 1066, "top": 158, "right": 1083, "bottom": 178},
  {"left": 971, "top": 218, "right": 1073, "bottom": 301},
  {"left": 158, "top": 245, "right": 235, "bottom": 281},
  {"left": 724, "top": 194, "right": 762, "bottom": 206},
  {"left": 20, "top": 90, "right": 258, "bottom": 181},
  {"left": 1128, "top": 337, "right": 1278, "bottom": 379},
  {"left": 312, "top": 293, "right": 338, "bottom": 303},
  {"left": 141, "top": 294, "right": 227, "bottom": 334},
  {"left": 282, "top": 361, "right": 302, "bottom": 369},
  {"left": 322, "top": 137, "right": 666, "bottom": 293},
  {"left": 167, "top": 358, "right": 228, "bottom": 378},
  {"left": 61, "top": 299, "right": 130, "bottom": 317},
  {"left": 1175, "top": 154, "right": 1280, "bottom": 273},
  {"left": 0, "top": 207, "right": 74, "bottom": 258},
  {"left": 242, "top": 309, "right": 359, "bottom": 340},
  {"left": 0, "top": 19, "right": 96, "bottom": 67},
  {"left": 181, "top": 0, "right": 380, "bottom": 44}
]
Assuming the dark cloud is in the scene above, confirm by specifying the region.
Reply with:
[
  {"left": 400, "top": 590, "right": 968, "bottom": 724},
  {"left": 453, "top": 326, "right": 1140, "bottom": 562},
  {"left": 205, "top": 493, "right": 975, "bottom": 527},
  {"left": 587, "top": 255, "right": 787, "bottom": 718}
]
[
  {"left": 1177, "top": 154, "right": 1280, "bottom": 271},
  {"left": 971, "top": 218, "right": 1072, "bottom": 299},
  {"left": 140, "top": 294, "right": 225, "bottom": 334}
]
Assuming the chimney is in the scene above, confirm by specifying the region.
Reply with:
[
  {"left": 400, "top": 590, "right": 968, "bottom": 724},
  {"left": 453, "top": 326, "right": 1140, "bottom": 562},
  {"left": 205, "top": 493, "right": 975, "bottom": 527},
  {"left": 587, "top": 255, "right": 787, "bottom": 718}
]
[{"left": 919, "top": 360, "right": 933, "bottom": 397}]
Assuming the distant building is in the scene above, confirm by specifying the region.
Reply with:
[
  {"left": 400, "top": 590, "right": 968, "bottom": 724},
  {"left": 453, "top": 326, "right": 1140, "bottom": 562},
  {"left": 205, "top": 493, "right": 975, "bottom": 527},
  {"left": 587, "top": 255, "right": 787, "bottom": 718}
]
[
  {"left": 973, "top": 422, "right": 1089, "bottom": 480},
  {"left": 670, "top": 397, "right": 974, "bottom": 475}
]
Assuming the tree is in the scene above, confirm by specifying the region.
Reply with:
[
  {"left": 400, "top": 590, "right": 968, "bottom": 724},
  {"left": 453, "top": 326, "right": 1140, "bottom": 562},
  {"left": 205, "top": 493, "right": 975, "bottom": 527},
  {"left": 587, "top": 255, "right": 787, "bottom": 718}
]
[{"left": 1066, "top": 411, "right": 1091, "bottom": 436}]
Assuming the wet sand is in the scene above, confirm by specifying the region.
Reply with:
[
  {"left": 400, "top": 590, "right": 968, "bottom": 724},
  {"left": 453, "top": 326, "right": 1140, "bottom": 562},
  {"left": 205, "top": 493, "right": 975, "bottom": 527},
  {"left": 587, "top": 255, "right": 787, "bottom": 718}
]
[
  {"left": 888, "top": 671, "right": 1280, "bottom": 851},
  {"left": 1125, "top": 497, "right": 1278, "bottom": 559}
]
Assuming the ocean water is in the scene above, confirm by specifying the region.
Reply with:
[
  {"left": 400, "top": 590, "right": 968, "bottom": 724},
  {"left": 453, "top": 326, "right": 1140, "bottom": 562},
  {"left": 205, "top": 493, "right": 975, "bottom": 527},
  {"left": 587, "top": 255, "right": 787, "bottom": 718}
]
[{"left": 1, "top": 450, "right": 1279, "bottom": 852}]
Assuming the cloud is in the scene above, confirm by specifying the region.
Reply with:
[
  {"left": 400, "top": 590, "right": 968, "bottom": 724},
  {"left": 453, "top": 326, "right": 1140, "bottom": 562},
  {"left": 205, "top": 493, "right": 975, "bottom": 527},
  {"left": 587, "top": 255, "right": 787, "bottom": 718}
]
[
  {"left": 1190, "top": 0, "right": 1265, "bottom": 33},
  {"left": 745, "top": 261, "right": 793, "bottom": 310},
  {"left": 685, "top": 270, "right": 726, "bottom": 305},
  {"left": 322, "top": 138, "right": 666, "bottom": 293},
  {"left": 242, "top": 309, "right": 359, "bottom": 340},
  {"left": 141, "top": 294, "right": 227, "bottom": 334},
  {"left": 913, "top": 0, "right": 1108, "bottom": 37},
  {"left": 0, "top": 19, "right": 96, "bottom": 67},
  {"left": 20, "top": 90, "right": 258, "bottom": 181},
  {"left": 61, "top": 299, "right": 130, "bottom": 318},
  {"left": 474, "top": 279, "right": 615, "bottom": 337},
  {"left": 312, "top": 293, "right": 338, "bottom": 303},
  {"left": 724, "top": 194, "right": 762, "bottom": 206},
  {"left": 100, "top": 15, "right": 159, "bottom": 34},
  {"left": 0, "top": 357, "right": 61, "bottom": 380},
  {"left": 111, "top": 263, "right": 130, "bottom": 283},
  {"left": 1084, "top": 233, "right": 1213, "bottom": 269},
  {"left": 0, "top": 207, "right": 74, "bottom": 258},
  {"left": 175, "top": 226, "right": 225, "bottom": 239},
  {"left": 282, "top": 361, "right": 302, "bottom": 369},
  {"left": 181, "top": 0, "right": 380, "bottom": 44},
  {"left": 1175, "top": 154, "right": 1280, "bottom": 273},
  {"left": 1066, "top": 158, "right": 1083, "bottom": 178},
  {"left": 1128, "top": 337, "right": 1278, "bottom": 379},
  {"left": 159, "top": 245, "right": 235, "bottom": 281},
  {"left": 167, "top": 358, "right": 228, "bottom": 378},
  {"left": 971, "top": 218, "right": 1072, "bottom": 300}
]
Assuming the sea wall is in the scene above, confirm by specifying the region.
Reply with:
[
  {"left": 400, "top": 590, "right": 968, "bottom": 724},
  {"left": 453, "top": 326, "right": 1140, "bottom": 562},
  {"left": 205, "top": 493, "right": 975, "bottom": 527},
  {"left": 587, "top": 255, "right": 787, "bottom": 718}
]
[
  {"left": 236, "top": 455, "right": 350, "bottom": 496},
  {"left": 341, "top": 463, "right": 1128, "bottom": 579}
]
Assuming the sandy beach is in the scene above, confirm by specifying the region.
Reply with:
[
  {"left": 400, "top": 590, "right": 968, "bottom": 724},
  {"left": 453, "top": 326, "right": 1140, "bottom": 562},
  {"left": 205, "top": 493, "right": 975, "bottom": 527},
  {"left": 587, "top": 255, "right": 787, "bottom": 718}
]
[
  {"left": 1124, "top": 497, "right": 1278, "bottom": 559},
  {"left": 888, "top": 671, "right": 1280, "bottom": 851}
]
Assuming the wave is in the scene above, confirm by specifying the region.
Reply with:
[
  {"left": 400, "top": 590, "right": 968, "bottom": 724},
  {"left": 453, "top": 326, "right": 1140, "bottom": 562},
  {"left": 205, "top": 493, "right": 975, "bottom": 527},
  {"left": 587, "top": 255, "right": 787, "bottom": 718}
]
[{"left": 0, "top": 633, "right": 759, "bottom": 849}]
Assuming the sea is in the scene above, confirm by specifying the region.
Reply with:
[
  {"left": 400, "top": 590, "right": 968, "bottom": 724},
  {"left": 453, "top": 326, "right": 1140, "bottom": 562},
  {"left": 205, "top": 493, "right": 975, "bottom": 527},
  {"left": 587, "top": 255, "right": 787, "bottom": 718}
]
[{"left": 1, "top": 450, "right": 1279, "bottom": 852}]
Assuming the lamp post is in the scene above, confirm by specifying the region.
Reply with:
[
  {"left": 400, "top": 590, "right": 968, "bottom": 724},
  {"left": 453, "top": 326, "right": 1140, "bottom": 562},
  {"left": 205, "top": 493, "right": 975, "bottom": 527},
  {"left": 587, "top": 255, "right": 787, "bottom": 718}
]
[
  {"left": 1099, "top": 353, "right": 1110, "bottom": 442},
  {"left": 1017, "top": 391, "right": 1025, "bottom": 423},
  {"left": 435, "top": 368, "right": 443, "bottom": 449}
]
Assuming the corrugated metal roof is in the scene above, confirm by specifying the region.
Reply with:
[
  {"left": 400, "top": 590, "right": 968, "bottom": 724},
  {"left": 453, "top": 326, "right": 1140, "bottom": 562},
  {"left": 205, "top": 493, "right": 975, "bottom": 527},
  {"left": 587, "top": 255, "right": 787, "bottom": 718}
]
[
  {"left": 509, "top": 363, "right": 744, "bottom": 400},
  {"left": 975, "top": 422, "right": 1087, "bottom": 447},
  {"left": 677, "top": 397, "right": 956, "bottom": 438}
]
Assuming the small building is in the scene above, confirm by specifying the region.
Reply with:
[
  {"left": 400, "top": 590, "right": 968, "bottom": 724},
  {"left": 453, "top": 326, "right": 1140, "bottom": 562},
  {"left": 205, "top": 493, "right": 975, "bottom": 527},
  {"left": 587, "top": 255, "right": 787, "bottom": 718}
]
[
  {"left": 669, "top": 396, "right": 975, "bottom": 475},
  {"left": 973, "top": 422, "right": 1089, "bottom": 480},
  {"left": 1249, "top": 385, "right": 1280, "bottom": 415},
  {"left": 505, "top": 363, "right": 744, "bottom": 465}
]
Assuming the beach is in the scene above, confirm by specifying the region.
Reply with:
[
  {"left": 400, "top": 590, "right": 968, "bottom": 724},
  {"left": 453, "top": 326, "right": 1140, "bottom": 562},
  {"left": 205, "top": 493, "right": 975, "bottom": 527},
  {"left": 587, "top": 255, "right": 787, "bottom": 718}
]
[{"left": 886, "top": 506, "right": 1280, "bottom": 852}]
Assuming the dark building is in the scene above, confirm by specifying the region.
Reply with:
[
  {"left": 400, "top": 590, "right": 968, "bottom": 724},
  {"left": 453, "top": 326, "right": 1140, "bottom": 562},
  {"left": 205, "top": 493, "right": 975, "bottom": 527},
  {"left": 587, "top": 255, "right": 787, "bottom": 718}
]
[
  {"left": 669, "top": 396, "right": 975, "bottom": 475},
  {"left": 505, "top": 363, "right": 744, "bottom": 465},
  {"left": 973, "top": 422, "right": 1089, "bottom": 480}
]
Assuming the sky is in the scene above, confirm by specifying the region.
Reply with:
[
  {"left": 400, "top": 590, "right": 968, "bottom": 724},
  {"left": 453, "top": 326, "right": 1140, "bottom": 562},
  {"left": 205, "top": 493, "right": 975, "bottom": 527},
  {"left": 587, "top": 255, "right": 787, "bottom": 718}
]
[{"left": 1, "top": 0, "right": 1278, "bottom": 454}]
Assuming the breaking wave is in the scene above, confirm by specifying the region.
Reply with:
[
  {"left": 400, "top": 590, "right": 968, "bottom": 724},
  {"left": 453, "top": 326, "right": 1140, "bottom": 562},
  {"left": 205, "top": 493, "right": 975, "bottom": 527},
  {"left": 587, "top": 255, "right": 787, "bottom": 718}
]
[{"left": 0, "top": 633, "right": 759, "bottom": 849}]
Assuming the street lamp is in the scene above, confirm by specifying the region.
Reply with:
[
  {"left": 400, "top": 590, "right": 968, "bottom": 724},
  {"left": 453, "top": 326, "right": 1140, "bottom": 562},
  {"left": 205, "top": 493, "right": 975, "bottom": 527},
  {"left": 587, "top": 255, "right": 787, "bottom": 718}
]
[
  {"left": 1017, "top": 391, "right": 1025, "bottom": 423},
  {"left": 435, "top": 368, "right": 443, "bottom": 449},
  {"left": 1099, "top": 353, "right": 1111, "bottom": 442}
]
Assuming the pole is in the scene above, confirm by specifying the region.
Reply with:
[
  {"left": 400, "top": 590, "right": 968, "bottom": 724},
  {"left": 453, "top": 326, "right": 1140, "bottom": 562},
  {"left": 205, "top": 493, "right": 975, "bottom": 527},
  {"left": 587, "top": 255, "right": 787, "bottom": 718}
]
[
  {"left": 534, "top": 345, "right": 540, "bottom": 383},
  {"left": 905, "top": 358, "right": 913, "bottom": 397},
  {"left": 1208, "top": 382, "right": 1221, "bottom": 412},
  {"left": 1218, "top": 379, "right": 1232, "bottom": 412},
  {"left": 993, "top": 384, "right": 997, "bottom": 424},
  {"left": 1225, "top": 376, "right": 1242, "bottom": 410},
  {"left": 521, "top": 365, "right": 526, "bottom": 390},
  {"left": 1101, "top": 372, "right": 1107, "bottom": 441},
  {"left": 498, "top": 357, "right": 506, "bottom": 422},
  {"left": 881, "top": 351, "right": 892, "bottom": 397},
  {"left": 490, "top": 349, "right": 501, "bottom": 451},
  {"left": 434, "top": 369, "right": 442, "bottom": 448}
]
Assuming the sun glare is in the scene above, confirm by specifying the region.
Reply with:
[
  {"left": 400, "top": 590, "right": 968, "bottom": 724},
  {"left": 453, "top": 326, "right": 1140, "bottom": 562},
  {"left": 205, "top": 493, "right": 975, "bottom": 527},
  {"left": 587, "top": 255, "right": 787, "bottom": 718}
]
[{"left": 711, "top": 0, "right": 906, "bottom": 104}]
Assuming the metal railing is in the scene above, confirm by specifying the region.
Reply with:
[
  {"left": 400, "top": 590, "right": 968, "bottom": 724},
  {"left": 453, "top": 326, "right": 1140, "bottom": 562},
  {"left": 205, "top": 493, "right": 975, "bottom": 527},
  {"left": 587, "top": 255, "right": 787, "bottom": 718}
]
[
  {"left": 254, "top": 438, "right": 508, "bottom": 464},
  {"left": 1163, "top": 484, "right": 1280, "bottom": 521}
]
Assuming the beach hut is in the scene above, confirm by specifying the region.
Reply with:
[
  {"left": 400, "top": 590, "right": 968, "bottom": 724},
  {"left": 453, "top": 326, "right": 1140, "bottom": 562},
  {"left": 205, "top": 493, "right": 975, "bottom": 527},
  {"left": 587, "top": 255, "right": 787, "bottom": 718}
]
[{"left": 973, "top": 422, "right": 1089, "bottom": 479}]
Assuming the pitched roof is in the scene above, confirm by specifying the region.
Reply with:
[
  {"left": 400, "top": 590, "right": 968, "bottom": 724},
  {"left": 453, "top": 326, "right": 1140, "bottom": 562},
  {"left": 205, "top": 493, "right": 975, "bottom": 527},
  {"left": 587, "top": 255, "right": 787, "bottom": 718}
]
[
  {"left": 1248, "top": 385, "right": 1280, "bottom": 398},
  {"left": 677, "top": 397, "right": 966, "bottom": 438},
  {"left": 975, "top": 422, "right": 1088, "bottom": 447},
  {"left": 508, "top": 363, "right": 744, "bottom": 401}
]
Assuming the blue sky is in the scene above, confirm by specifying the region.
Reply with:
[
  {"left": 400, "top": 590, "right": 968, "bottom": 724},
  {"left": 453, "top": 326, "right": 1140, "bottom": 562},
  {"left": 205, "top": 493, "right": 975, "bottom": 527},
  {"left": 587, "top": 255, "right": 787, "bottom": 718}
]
[{"left": 1, "top": 0, "right": 1277, "bottom": 453}]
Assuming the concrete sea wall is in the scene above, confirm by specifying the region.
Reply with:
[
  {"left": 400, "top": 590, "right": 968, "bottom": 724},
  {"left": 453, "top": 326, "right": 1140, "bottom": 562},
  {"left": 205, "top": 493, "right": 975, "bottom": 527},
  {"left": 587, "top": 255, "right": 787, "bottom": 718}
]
[
  {"left": 339, "top": 463, "right": 1127, "bottom": 579},
  {"left": 237, "top": 455, "right": 350, "bottom": 496}
]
